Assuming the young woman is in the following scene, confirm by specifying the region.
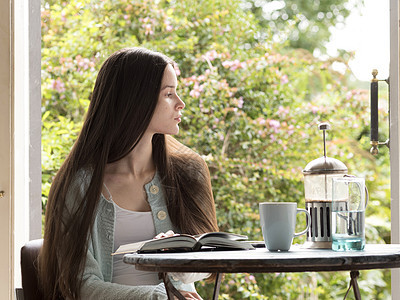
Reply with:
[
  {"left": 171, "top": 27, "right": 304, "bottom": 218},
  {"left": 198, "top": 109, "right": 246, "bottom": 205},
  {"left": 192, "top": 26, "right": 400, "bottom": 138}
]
[{"left": 39, "top": 47, "right": 219, "bottom": 299}]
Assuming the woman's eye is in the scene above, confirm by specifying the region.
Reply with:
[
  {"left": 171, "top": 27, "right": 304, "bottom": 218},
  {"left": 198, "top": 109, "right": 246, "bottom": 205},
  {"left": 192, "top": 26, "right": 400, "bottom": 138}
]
[{"left": 167, "top": 92, "right": 172, "bottom": 97}]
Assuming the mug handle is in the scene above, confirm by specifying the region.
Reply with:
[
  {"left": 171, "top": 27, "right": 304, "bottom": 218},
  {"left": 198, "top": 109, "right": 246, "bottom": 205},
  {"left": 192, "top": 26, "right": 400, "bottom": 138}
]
[{"left": 294, "top": 209, "right": 311, "bottom": 237}]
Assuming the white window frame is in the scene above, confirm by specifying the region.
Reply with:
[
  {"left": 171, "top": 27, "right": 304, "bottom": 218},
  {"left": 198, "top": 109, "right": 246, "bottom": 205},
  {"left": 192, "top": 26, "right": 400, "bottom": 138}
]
[
  {"left": 4, "top": 0, "right": 42, "bottom": 296},
  {"left": 391, "top": 0, "right": 400, "bottom": 298},
  {"left": 0, "top": 0, "right": 14, "bottom": 297}
]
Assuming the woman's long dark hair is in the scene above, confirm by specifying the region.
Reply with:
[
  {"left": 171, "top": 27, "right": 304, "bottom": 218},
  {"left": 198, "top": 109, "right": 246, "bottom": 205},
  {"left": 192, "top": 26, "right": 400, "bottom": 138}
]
[{"left": 39, "top": 48, "right": 218, "bottom": 299}]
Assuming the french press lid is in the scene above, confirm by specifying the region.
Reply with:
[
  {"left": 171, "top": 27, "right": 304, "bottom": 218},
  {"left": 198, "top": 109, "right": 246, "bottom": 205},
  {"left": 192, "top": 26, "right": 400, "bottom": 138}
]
[{"left": 302, "top": 123, "right": 348, "bottom": 175}]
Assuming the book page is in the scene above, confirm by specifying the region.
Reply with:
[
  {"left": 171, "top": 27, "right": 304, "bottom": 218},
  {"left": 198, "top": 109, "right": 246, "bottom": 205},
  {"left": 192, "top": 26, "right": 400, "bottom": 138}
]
[
  {"left": 113, "top": 240, "right": 150, "bottom": 255},
  {"left": 195, "top": 232, "right": 248, "bottom": 241},
  {"left": 112, "top": 234, "right": 196, "bottom": 255}
]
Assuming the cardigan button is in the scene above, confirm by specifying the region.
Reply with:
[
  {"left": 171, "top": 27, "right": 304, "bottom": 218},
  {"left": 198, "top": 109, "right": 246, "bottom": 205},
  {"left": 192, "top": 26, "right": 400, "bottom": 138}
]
[
  {"left": 150, "top": 185, "right": 159, "bottom": 195},
  {"left": 157, "top": 210, "right": 167, "bottom": 220}
]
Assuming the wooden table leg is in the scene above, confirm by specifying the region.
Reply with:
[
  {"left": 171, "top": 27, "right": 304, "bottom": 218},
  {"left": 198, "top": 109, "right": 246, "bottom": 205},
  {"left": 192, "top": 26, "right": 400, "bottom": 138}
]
[
  {"left": 212, "top": 273, "right": 223, "bottom": 300},
  {"left": 344, "top": 271, "right": 361, "bottom": 300}
]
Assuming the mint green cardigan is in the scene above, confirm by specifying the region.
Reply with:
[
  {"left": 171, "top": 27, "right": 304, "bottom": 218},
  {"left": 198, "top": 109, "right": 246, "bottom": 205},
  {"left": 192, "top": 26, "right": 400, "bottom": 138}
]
[{"left": 68, "top": 171, "right": 196, "bottom": 299}]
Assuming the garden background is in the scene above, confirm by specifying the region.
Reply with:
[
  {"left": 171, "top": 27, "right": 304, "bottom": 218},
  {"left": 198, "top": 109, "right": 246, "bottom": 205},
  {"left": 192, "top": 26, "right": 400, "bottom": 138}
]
[{"left": 41, "top": 0, "right": 391, "bottom": 298}]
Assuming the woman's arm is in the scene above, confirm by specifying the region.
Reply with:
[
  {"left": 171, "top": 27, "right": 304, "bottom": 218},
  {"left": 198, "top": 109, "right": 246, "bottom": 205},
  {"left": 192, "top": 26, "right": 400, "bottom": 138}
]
[{"left": 81, "top": 245, "right": 168, "bottom": 300}]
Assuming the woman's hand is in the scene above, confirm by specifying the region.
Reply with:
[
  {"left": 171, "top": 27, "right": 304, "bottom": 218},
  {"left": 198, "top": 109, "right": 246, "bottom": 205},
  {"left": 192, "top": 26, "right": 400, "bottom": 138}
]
[
  {"left": 170, "top": 272, "right": 211, "bottom": 284},
  {"left": 176, "top": 290, "right": 203, "bottom": 300},
  {"left": 154, "top": 230, "right": 175, "bottom": 239},
  {"left": 155, "top": 231, "right": 203, "bottom": 299}
]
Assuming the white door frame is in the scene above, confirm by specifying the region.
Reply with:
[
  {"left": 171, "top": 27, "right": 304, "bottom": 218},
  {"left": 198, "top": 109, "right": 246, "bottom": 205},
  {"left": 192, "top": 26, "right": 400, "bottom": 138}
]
[
  {"left": 12, "top": 0, "right": 42, "bottom": 292},
  {"left": 13, "top": 0, "right": 42, "bottom": 292},
  {"left": 0, "top": 0, "right": 41, "bottom": 298},
  {"left": 0, "top": 0, "right": 13, "bottom": 297},
  {"left": 390, "top": 0, "right": 400, "bottom": 298}
]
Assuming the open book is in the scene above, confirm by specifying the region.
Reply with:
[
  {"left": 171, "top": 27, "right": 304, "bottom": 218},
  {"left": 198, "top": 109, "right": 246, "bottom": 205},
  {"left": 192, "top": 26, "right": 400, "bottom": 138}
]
[{"left": 113, "top": 232, "right": 255, "bottom": 255}]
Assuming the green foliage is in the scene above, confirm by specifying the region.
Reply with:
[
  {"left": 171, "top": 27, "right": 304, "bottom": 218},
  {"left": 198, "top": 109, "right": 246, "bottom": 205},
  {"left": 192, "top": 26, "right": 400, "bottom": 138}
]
[
  {"left": 41, "top": 0, "right": 390, "bottom": 298},
  {"left": 243, "top": 0, "right": 364, "bottom": 53},
  {"left": 41, "top": 110, "right": 82, "bottom": 211}
]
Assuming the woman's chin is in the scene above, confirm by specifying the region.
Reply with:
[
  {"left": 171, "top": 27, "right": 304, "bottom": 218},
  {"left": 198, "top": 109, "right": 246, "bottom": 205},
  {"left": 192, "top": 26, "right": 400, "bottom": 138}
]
[{"left": 157, "top": 127, "right": 180, "bottom": 136}]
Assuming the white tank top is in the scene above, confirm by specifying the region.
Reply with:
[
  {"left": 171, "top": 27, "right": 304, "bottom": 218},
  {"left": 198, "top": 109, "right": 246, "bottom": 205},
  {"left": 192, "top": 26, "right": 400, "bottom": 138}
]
[{"left": 111, "top": 202, "right": 159, "bottom": 286}]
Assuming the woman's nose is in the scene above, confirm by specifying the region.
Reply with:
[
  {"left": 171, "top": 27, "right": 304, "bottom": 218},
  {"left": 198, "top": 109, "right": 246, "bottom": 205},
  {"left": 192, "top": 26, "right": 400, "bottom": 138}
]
[{"left": 176, "top": 95, "right": 185, "bottom": 110}]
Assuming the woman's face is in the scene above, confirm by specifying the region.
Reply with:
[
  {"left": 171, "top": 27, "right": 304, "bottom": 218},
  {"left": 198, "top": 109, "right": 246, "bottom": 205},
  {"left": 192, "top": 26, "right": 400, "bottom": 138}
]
[{"left": 147, "top": 64, "right": 185, "bottom": 135}]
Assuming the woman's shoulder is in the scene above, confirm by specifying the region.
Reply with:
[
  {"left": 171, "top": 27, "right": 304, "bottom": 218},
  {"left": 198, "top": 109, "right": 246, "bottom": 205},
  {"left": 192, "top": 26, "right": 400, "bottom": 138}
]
[
  {"left": 64, "top": 167, "right": 93, "bottom": 207},
  {"left": 71, "top": 168, "right": 92, "bottom": 190}
]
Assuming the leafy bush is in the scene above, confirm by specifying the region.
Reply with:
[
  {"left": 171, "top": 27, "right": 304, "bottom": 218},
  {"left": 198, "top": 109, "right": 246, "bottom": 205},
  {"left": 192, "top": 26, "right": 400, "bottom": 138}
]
[{"left": 41, "top": 0, "right": 390, "bottom": 298}]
